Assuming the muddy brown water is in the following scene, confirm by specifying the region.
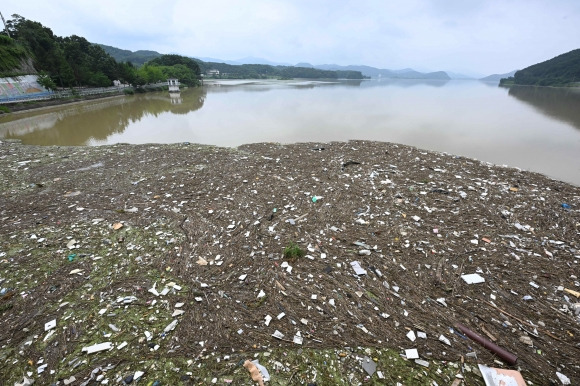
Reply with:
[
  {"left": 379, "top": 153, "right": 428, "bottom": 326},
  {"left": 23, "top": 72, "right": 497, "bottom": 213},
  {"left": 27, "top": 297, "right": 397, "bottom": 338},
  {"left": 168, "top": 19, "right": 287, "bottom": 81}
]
[{"left": 1, "top": 80, "right": 580, "bottom": 186}]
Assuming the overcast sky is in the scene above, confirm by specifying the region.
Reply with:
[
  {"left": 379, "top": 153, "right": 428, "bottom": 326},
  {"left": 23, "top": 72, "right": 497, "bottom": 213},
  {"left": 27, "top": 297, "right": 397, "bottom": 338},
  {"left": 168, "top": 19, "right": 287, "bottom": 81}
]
[{"left": 2, "top": 0, "right": 579, "bottom": 76}]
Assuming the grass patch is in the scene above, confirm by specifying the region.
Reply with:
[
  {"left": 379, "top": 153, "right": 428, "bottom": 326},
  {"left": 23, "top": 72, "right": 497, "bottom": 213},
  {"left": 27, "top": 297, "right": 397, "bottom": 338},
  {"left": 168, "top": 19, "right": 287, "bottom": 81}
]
[{"left": 283, "top": 242, "right": 305, "bottom": 259}]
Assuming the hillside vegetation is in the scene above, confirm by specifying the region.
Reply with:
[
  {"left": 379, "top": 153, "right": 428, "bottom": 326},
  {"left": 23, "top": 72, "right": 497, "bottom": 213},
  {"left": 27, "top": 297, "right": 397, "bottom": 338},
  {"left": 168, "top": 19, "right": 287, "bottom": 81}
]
[
  {"left": 98, "top": 44, "right": 161, "bottom": 66},
  {"left": 195, "top": 61, "right": 364, "bottom": 79},
  {"left": 500, "top": 49, "right": 580, "bottom": 86},
  {"left": 102, "top": 46, "right": 366, "bottom": 80},
  {"left": 1, "top": 14, "right": 201, "bottom": 88},
  {"left": 0, "top": 34, "right": 34, "bottom": 77}
]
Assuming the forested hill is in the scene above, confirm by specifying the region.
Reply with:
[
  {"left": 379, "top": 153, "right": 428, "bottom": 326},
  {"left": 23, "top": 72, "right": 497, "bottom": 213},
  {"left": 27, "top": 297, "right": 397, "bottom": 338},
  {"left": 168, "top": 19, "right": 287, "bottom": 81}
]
[
  {"left": 0, "top": 34, "right": 35, "bottom": 77},
  {"left": 1, "top": 14, "right": 202, "bottom": 88},
  {"left": 194, "top": 61, "right": 365, "bottom": 80},
  {"left": 97, "top": 44, "right": 161, "bottom": 66},
  {"left": 102, "top": 45, "right": 365, "bottom": 80},
  {"left": 500, "top": 49, "right": 580, "bottom": 86},
  {"left": 2, "top": 13, "right": 363, "bottom": 85}
]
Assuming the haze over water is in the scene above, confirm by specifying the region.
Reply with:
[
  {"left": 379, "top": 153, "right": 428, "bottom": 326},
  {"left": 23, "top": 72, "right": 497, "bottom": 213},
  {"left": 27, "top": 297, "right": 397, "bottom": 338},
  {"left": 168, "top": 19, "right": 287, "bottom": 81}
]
[{"left": 1, "top": 79, "right": 580, "bottom": 186}]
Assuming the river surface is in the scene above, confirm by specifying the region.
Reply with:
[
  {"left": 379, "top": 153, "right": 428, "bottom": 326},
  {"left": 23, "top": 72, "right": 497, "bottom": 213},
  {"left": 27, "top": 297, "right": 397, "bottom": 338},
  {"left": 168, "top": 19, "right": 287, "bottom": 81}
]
[{"left": 1, "top": 79, "right": 580, "bottom": 186}]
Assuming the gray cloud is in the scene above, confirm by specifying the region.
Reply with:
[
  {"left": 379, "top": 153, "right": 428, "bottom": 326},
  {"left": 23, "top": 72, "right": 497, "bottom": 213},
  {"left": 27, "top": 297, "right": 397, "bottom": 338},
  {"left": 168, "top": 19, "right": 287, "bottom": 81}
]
[{"left": 3, "top": 0, "right": 579, "bottom": 75}]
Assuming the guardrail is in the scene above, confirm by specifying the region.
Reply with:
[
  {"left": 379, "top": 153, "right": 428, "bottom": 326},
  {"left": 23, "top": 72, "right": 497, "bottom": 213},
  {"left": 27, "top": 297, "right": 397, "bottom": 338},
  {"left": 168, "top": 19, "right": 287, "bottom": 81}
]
[{"left": 0, "top": 84, "right": 157, "bottom": 104}]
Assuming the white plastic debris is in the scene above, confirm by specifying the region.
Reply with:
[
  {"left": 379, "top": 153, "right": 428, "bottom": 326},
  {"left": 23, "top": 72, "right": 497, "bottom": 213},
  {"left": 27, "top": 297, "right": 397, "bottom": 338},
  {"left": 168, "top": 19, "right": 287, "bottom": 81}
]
[
  {"left": 257, "top": 290, "right": 266, "bottom": 298},
  {"left": 82, "top": 342, "right": 113, "bottom": 354},
  {"left": 293, "top": 332, "right": 303, "bottom": 345},
  {"left": 43, "top": 330, "right": 55, "bottom": 342},
  {"left": 272, "top": 330, "right": 285, "bottom": 339},
  {"left": 556, "top": 372, "right": 571, "bottom": 385},
  {"left": 148, "top": 282, "right": 160, "bottom": 297},
  {"left": 252, "top": 360, "right": 271, "bottom": 382},
  {"left": 164, "top": 319, "right": 178, "bottom": 333},
  {"left": 461, "top": 273, "right": 485, "bottom": 284},
  {"left": 264, "top": 315, "right": 272, "bottom": 326},
  {"left": 108, "top": 324, "right": 119, "bottom": 332},
  {"left": 439, "top": 335, "right": 451, "bottom": 346},
  {"left": 406, "top": 330, "right": 416, "bottom": 342},
  {"left": 45, "top": 319, "right": 56, "bottom": 331},
  {"left": 405, "top": 348, "right": 419, "bottom": 359},
  {"left": 478, "top": 364, "right": 527, "bottom": 386},
  {"left": 350, "top": 261, "right": 367, "bottom": 275},
  {"left": 172, "top": 309, "right": 185, "bottom": 317},
  {"left": 415, "top": 359, "right": 429, "bottom": 367},
  {"left": 14, "top": 375, "right": 34, "bottom": 386}
]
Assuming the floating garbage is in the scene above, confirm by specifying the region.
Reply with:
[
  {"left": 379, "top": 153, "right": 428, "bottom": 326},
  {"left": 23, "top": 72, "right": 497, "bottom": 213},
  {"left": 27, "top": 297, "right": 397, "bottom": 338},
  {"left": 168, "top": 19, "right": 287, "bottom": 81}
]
[
  {"left": 1, "top": 140, "right": 579, "bottom": 384},
  {"left": 461, "top": 273, "right": 485, "bottom": 284},
  {"left": 82, "top": 342, "right": 113, "bottom": 354}
]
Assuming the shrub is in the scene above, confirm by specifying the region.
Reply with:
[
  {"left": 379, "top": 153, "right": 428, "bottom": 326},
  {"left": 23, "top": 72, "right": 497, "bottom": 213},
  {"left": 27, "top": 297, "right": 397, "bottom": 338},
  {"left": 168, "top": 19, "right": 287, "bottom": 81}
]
[{"left": 283, "top": 242, "right": 305, "bottom": 259}]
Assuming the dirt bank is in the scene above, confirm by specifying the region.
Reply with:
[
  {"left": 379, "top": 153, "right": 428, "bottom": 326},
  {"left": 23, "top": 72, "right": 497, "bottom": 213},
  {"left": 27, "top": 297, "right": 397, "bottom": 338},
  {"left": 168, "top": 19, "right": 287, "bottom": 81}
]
[
  {"left": 1, "top": 92, "right": 128, "bottom": 114},
  {"left": 1, "top": 140, "right": 579, "bottom": 385}
]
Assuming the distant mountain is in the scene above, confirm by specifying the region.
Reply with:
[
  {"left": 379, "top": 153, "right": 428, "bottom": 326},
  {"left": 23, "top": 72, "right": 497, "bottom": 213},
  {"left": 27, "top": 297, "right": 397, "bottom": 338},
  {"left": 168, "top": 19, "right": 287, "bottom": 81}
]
[
  {"left": 307, "top": 64, "right": 450, "bottom": 80},
  {"left": 446, "top": 71, "right": 476, "bottom": 80},
  {"left": 500, "top": 49, "right": 580, "bottom": 86},
  {"left": 98, "top": 44, "right": 161, "bottom": 66},
  {"left": 196, "top": 57, "right": 242, "bottom": 65},
  {"left": 97, "top": 44, "right": 450, "bottom": 81},
  {"left": 480, "top": 70, "right": 517, "bottom": 82},
  {"left": 234, "top": 57, "right": 293, "bottom": 66}
]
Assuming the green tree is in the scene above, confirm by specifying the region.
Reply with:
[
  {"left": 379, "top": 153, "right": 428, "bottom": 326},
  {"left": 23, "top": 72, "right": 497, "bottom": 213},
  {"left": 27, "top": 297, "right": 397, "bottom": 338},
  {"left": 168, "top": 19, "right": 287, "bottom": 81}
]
[
  {"left": 117, "top": 61, "right": 137, "bottom": 85},
  {"left": 137, "top": 64, "right": 164, "bottom": 84},
  {"left": 148, "top": 54, "right": 201, "bottom": 86},
  {"left": 37, "top": 71, "right": 57, "bottom": 90}
]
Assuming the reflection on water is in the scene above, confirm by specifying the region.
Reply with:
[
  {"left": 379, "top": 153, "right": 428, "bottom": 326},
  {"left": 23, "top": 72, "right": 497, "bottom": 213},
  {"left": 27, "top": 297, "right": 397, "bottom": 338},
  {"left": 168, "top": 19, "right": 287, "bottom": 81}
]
[
  {"left": 1, "top": 80, "right": 580, "bottom": 185},
  {"left": 507, "top": 86, "right": 580, "bottom": 132},
  {"left": 0, "top": 88, "right": 206, "bottom": 146}
]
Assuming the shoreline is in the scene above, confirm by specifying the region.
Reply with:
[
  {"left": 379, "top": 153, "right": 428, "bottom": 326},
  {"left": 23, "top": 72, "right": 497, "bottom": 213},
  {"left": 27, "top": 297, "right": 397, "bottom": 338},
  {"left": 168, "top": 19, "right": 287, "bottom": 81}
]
[
  {"left": 1, "top": 140, "right": 578, "bottom": 384},
  {"left": 3, "top": 80, "right": 579, "bottom": 116},
  {"left": 0, "top": 92, "right": 128, "bottom": 114}
]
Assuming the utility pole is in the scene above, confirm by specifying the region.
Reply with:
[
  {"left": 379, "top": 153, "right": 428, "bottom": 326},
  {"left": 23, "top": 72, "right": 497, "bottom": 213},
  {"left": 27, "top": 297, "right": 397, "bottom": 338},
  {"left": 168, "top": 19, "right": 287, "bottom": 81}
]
[{"left": 0, "top": 11, "right": 11, "bottom": 38}]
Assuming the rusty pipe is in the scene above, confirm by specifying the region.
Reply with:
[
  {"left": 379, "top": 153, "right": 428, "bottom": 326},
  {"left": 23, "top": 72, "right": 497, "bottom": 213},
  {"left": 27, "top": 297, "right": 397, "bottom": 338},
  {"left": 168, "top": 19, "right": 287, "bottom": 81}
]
[{"left": 455, "top": 323, "right": 518, "bottom": 365}]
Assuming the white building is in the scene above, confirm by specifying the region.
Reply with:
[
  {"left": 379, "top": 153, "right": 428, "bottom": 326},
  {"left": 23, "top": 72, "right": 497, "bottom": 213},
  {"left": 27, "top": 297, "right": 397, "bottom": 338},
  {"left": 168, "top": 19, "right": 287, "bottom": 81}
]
[{"left": 167, "top": 78, "right": 180, "bottom": 92}]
